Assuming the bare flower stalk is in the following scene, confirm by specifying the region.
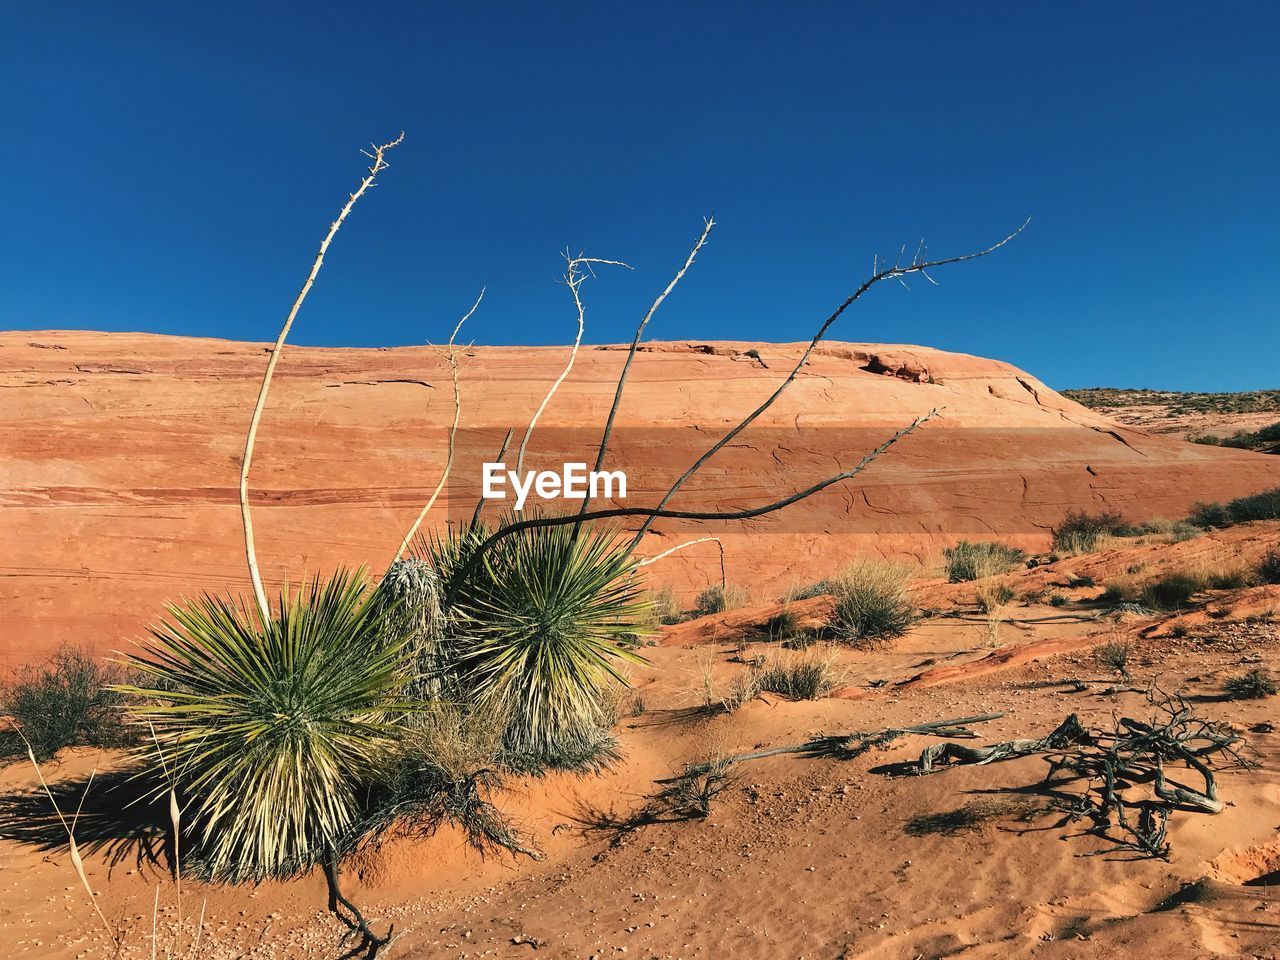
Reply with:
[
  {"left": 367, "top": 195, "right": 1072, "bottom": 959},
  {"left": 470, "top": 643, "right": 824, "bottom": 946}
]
[
  {"left": 240, "top": 132, "right": 404, "bottom": 618},
  {"left": 579, "top": 216, "right": 715, "bottom": 518},
  {"left": 514, "top": 253, "right": 631, "bottom": 476},
  {"left": 395, "top": 289, "right": 484, "bottom": 559},
  {"left": 9, "top": 723, "right": 116, "bottom": 944}
]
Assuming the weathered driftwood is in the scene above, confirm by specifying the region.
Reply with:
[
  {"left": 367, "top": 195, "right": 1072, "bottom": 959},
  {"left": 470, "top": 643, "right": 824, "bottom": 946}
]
[{"left": 911, "top": 693, "right": 1250, "bottom": 858}]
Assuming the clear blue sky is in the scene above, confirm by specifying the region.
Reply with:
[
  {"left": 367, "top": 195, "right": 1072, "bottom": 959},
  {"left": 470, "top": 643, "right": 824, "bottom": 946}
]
[{"left": 3, "top": 2, "right": 1276, "bottom": 391}]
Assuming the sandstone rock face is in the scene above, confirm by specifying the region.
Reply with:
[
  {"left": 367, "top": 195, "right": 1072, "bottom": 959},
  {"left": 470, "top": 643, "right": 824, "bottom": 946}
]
[{"left": 4, "top": 331, "right": 1280, "bottom": 665}]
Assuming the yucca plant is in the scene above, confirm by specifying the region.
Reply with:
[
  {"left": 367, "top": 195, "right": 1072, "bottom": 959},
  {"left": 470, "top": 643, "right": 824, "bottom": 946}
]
[
  {"left": 119, "top": 568, "right": 416, "bottom": 893},
  {"left": 426, "top": 517, "right": 649, "bottom": 769}
]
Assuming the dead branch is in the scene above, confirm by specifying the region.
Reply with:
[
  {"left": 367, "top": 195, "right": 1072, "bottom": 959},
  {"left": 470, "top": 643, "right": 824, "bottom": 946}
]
[
  {"left": 628, "top": 220, "right": 1029, "bottom": 548},
  {"left": 910, "top": 692, "right": 1251, "bottom": 858},
  {"left": 240, "top": 133, "right": 404, "bottom": 618},
  {"left": 395, "top": 289, "right": 484, "bottom": 560},
  {"left": 445, "top": 409, "right": 937, "bottom": 601},
  {"left": 578, "top": 216, "right": 716, "bottom": 519}
]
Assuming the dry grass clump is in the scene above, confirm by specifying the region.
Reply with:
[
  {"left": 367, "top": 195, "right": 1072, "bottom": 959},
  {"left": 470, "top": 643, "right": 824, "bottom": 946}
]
[
  {"left": 1052, "top": 510, "right": 1131, "bottom": 554},
  {"left": 975, "top": 580, "right": 1015, "bottom": 614},
  {"left": 827, "top": 559, "right": 916, "bottom": 646},
  {"left": 755, "top": 651, "right": 843, "bottom": 700},
  {"left": 649, "top": 585, "right": 684, "bottom": 625},
  {"left": 0, "top": 645, "right": 136, "bottom": 761},
  {"left": 1259, "top": 548, "right": 1280, "bottom": 585},
  {"left": 1130, "top": 516, "right": 1200, "bottom": 542},
  {"left": 944, "top": 541, "right": 1025, "bottom": 582},
  {"left": 1094, "top": 638, "right": 1132, "bottom": 677},
  {"left": 1223, "top": 669, "right": 1277, "bottom": 700},
  {"left": 783, "top": 579, "right": 832, "bottom": 602},
  {"left": 692, "top": 583, "right": 748, "bottom": 617}
]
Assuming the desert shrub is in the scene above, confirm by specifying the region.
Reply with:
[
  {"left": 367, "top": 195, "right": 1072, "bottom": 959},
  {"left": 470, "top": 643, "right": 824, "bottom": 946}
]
[
  {"left": 120, "top": 569, "right": 417, "bottom": 881},
  {"left": 353, "top": 702, "right": 537, "bottom": 858},
  {"left": 426, "top": 519, "right": 648, "bottom": 769},
  {"left": 1067, "top": 574, "right": 1096, "bottom": 588},
  {"left": 1188, "top": 501, "right": 1232, "bottom": 529},
  {"left": 762, "top": 608, "right": 800, "bottom": 640},
  {"left": 649, "top": 585, "right": 684, "bottom": 625},
  {"left": 1258, "top": 548, "right": 1280, "bottom": 585},
  {"left": 784, "top": 580, "right": 832, "bottom": 601},
  {"left": 1189, "top": 487, "right": 1280, "bottom": 529},
  {"left": 1205, "top": 567, "right": 1256, "bottom": 590},
  {"left": 976, "top": 580, "right": 1016, "bottom": 613},
  {"left": 827, "top": 560, "right": 916, "bottom": 646},
  {"left": 944, "top": 541, "right": 1026, "bottom": 582},
  {"left": 1100, "top": 576, "right": 1142, "bottom": 606},
  {"left": 1053, "top": 510, "right": 1130, "bottom": 553},
  {"left": 1223, "top": 669, "right": 1277, "bottom": 700},
  {"left": 755, "top": 653, "right": 841, "bottom": 700},
  {"left": 0, "top": 646, "right": 136, "bottom": 762},
  {"left": 1048, "top": 593, "right": 1069, "bottom": 607},
  {"left": 904, "top": 796, "right": 1039, "bottom": 836},
  {"left": 1094, "top": 639, "right": 1131, "bottom": 677},
  {"left": 1140, "top": 572, "right": 1205, "bottom": 611},
  {"left": 718, "top": 668, "right": 763, "bottom": 712},
  {"left": 654, "top": 756, "right": 739, "bottom": 819},
  {"left": 1131, "top": 517, "right": 1200, "bottom": 542},
  {"left": 1226, "top": 487, "right": 1280, "bottom": 524},
  {"left": 692, "top": 583, "right": 747, "bottom": 617}
]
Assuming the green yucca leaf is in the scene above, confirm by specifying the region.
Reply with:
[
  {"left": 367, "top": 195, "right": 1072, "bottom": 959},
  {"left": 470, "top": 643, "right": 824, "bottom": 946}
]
[
  {"left": 423, "top": 517, "right": 650, "bottom": 764},
  {"left": 118, "top": 567, "right": 418, "bottom": 881}
]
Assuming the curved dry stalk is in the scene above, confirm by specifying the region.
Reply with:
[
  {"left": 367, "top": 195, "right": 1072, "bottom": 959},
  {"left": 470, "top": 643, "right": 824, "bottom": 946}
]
[
  {"left": 637, "top": 536, "right": 726, "bottom": 591},
  {"left": 10, "top": 724, "right": 115, "bottom": 944},
  {"left": 395, "top": 289, "right": 484, "bottom": 560},
  {"left": 578, "top": 217, "right": 715, "bottom": 518},
  {"left": 629, "top": 220, "right": 1029, "bottom": 548},
  {"left": 240, "top": 132, "right": 404, "bottom": 618},
  {"left": 514, "top": 253, "right": 631, "bottom": 476}
]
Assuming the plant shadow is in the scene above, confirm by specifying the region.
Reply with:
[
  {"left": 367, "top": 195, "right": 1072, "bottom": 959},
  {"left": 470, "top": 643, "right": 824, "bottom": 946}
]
[{"left": 0, "top": 765, "right": 170, "bottom": 875}]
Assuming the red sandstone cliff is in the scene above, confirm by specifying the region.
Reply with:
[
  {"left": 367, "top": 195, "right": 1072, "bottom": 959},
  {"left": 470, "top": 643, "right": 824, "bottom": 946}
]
[{"left": 4, "top": 331, "right": 1279, "bottom": 664}]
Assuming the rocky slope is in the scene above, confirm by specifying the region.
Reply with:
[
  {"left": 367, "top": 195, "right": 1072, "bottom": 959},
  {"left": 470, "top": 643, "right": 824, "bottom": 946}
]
[{"left": 4, "top": 331, "right": 1280, "bottom": 665}]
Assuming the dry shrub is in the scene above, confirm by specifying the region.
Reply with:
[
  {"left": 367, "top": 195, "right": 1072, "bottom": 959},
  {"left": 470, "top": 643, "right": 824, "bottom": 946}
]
[
  {"left": 1052, "top": 510, "right": 1131, "bottom": 554},
  {"left": 944, "top": 541, "right": 1025, "bottom": 582},
  {"left": 1259, "top": 548, "right": 1280, "bottom": 585},
  {"left": 692, "top": 583, "right": 747, "bottom": 617},
  {"left": 1, "top": 646, "right": 136, "bottom": 761},
  {"left": 755, "top": 650, "right": 843, "bottom": 700},
  {"left": 1223, "top": 669, "right": 1276, "bottom": 700},
  {"left": 827, "top": 559, "right": 916, "bottom": 646},
  {"left": 649, "top": 585, "right": 684, "bottom": 625},
  {"left": 975, "top": 580, "right": 1015, "bottom": 614}
]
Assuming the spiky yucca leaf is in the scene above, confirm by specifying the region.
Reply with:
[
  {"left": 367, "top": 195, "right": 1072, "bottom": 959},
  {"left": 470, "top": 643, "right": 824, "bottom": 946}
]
[
  {"left": 119, "top": 568, "right": 415, "bottom": 881},
  {"left": 428, "top": 519, "right": 649, "bottom": 764}
]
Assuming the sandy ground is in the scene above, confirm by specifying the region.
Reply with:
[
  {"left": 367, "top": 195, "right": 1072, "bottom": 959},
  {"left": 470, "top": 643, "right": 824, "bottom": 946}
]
[{"left": 3, "top": 527, "right": 1280, "bottom": 959}]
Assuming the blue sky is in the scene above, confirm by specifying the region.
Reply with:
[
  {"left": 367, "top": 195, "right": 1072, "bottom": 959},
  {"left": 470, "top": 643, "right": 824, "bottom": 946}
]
[{"left": 2, "top": 2, "right": 1276, "bottom": 390}]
